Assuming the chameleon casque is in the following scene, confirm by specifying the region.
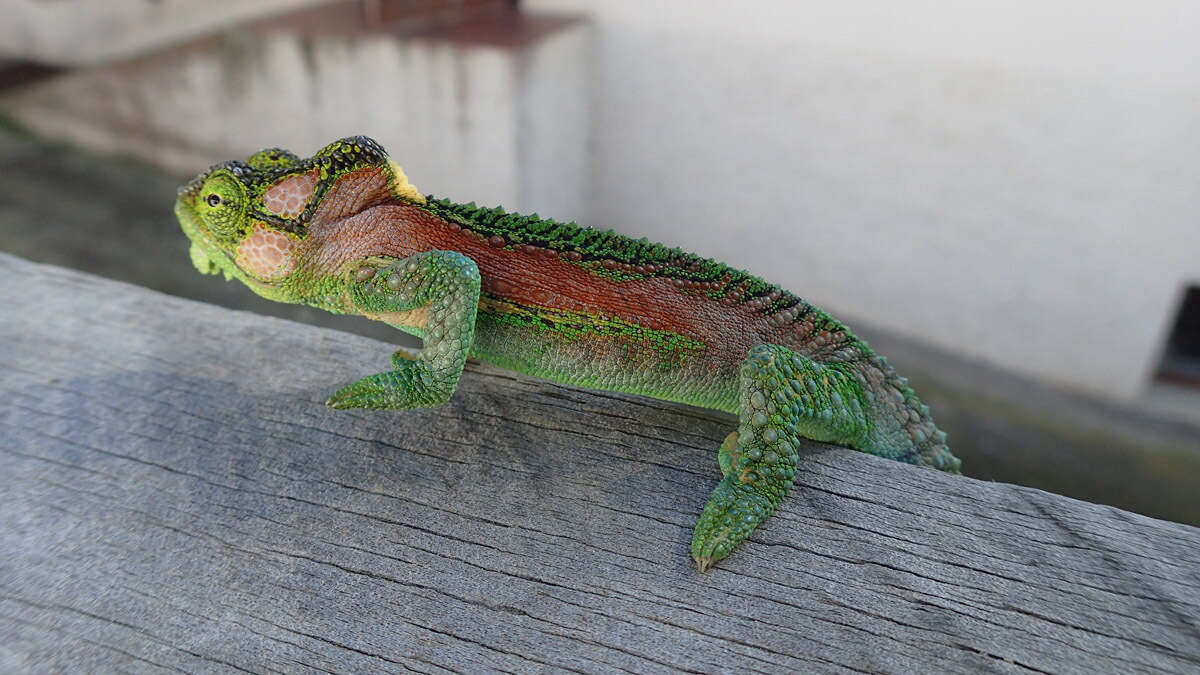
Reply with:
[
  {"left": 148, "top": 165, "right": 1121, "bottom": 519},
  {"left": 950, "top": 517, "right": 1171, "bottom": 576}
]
[{"left": 176, "top": 136, "right": 961, "bottom": 572}]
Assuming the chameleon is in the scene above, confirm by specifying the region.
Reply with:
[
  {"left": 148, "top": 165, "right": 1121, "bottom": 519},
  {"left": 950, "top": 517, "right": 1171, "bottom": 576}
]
[{"left": 175, "top": 136, "right": 961, "bottom": 572}]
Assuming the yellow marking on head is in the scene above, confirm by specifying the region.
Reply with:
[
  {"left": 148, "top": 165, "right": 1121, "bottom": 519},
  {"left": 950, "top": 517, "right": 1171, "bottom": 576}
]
[{"left": 388, "top": 159, "right": 426, "bottom": 204}]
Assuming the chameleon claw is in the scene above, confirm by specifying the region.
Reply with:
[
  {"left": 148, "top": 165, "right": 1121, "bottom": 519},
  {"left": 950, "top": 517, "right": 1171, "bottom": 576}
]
[
  {"left": 325, "top": 389, "right": 362, "bottom": 410},
  {"left": 693, "top": 554, "right": 716, "bottom": 573},
  {"left": 326, "top": 369, "right": 453, "bottom": 410},
  {"left": 326, "top": 378, "right": 387, "bottom": 409}
]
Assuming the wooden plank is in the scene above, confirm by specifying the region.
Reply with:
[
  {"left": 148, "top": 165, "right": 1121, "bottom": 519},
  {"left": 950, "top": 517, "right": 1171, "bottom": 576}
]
[{"left": 1, "top": 252, "right": 1198, "bottom": 673}]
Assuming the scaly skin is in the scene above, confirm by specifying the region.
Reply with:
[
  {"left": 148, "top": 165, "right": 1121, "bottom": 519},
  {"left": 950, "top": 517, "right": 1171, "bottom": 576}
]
[{"left": 176, "top": 136, "right": 961, "bottom": 572}]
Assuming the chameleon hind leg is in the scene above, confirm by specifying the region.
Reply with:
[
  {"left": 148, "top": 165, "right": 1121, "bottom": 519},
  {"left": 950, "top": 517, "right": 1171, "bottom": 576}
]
[
  {"left": 326, "top": 250, "right": 481, "bottom": 410},
  {"left": 691, "top": 343, "right": 872, "bottom": 571}
]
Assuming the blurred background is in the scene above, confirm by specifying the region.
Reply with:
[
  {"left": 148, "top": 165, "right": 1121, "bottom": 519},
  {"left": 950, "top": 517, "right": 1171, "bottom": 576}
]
[{"left": 1, "top": 0, "right": 1197, "bottom": 523}]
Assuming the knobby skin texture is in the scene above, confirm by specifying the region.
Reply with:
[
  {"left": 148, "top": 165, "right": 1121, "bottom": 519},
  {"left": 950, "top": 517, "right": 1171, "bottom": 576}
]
[{"left": 176, "top": 136, "right": 961, "bottom": 571}]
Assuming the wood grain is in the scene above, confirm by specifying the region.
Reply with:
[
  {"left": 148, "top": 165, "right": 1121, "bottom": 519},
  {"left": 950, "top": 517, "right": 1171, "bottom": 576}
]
[{"left": 2, "top": 252, "right": 1198, "bottom": 673}]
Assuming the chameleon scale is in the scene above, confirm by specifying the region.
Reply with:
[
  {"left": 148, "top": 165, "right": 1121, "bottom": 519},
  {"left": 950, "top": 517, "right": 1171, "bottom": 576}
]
[{"left": 176, "top": 136, "right": 961, "bottom": 571}]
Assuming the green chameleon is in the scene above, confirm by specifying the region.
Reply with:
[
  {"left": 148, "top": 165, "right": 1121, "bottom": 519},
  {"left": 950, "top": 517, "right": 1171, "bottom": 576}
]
[{"left": 176, "top": 136, "right": 960, "bottom": 571}]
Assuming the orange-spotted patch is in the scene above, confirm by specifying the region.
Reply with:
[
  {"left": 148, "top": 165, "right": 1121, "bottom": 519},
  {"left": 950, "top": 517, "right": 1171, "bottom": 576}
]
[
  {"left": 262, "top": 170, "right": 319, "bottom": 218},
  {"left": 236, "top": 222, "right": 298, "bottom": 280}
]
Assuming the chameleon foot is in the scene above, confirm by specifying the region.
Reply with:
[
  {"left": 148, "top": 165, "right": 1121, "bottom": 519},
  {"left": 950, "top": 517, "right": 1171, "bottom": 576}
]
[
  {"left": 326, "top": 368, "right": 447, "bottom": 410},
  {"left": 692, "top": 477, "right": 775, "bottom": 572},
  {"left": 691, "top": 343, "right": 875, "bottom": 571}
]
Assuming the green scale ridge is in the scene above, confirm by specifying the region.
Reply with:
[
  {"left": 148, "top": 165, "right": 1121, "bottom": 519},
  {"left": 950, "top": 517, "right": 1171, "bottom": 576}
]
[{"left": 420, "top": 197, "right": 805, "bottom": 313}]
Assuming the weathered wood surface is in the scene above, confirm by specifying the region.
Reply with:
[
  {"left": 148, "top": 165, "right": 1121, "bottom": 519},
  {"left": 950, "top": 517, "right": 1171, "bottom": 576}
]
[{"left": 1, "top": 252, "right": 1198, "bottom": 674}]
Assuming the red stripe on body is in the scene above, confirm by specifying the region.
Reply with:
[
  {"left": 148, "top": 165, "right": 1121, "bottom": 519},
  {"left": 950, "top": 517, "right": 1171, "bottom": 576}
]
[{"left": 302, "top": 204, "right": 771, "bottom": 367}]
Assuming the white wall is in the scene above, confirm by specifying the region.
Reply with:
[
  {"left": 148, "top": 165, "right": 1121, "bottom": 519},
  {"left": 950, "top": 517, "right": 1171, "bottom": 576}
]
[
  {"left": 527, "top": 0, "right": 1200, "bottom": 89},
  {"left": 526, "top": 0, "right": 1200, "bottom": 399}
]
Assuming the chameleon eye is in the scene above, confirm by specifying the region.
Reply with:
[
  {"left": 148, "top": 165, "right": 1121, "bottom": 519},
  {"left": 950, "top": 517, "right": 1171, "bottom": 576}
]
[{"left": 197, "top": 171, "right": 246, "bottom": 242}]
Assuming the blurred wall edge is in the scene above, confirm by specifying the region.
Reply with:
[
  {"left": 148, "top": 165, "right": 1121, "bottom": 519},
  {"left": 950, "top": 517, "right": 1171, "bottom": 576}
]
[
  {"left": 0, "top": 0, "right": 332, "bottom": 65},
  {"left": 0, "top": 6, "right": 593, "bottom": 231}
]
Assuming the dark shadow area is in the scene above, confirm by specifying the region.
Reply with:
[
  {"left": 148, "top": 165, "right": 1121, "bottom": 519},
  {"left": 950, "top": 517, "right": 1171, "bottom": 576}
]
[{"left": 1157, "top": 285, "right": 1200, "bottom": 387}]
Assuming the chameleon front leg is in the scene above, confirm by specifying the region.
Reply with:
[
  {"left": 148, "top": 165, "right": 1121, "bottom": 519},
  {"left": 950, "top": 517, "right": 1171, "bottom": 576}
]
[
  {"left": 691, "top": 343, "right": 871, "bottom": 571},
  {"left": 326, "top": 250, "right": 481, "bottom": 410}
]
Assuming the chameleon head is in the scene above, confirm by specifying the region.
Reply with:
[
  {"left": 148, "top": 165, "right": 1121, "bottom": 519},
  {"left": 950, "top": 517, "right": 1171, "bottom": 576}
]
[
  {"left": 175, "top": 136, "right": 424, "bottom": 299},
  {"left": 175, "top": 155, "right": 307, "bottom": 299}
]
